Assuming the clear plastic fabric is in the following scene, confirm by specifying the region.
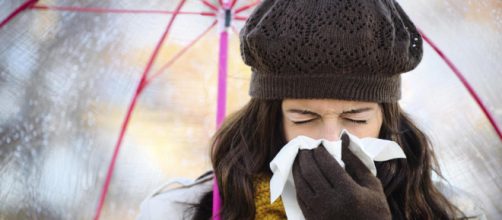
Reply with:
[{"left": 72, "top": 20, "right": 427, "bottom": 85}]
[{"left": 0, "top": 0, "right": 500, "bottom": 219}]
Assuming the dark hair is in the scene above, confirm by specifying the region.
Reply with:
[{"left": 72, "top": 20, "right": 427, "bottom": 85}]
[{"left": 191, "top": 98, "right": 462, "bottom": 220}]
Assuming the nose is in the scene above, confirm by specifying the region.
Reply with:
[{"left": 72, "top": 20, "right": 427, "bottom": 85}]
[{"left": 321, "top": 122, "right": 342, "bottom": 142}]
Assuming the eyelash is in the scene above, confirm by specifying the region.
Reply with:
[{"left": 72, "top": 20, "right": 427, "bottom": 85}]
[
  {"left": 292, "top": 118, "right": 368, "bottom": 125},
  {"left": 292, "top": 119, "right": 315, "bottom": 125},
  {"left": 346, "top": 118, "right": 368, "bottom": 124}
]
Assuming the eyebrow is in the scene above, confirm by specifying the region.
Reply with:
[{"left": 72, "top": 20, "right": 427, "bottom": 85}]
[
  {"left": 341, "top": 107, "right": 373, "bottom": 114},
  {"left": 286, "top": 107, "right": 373, "bottom": 115},
  {"left": 286, "top": 109, "right": 320, "bottom": 116}
]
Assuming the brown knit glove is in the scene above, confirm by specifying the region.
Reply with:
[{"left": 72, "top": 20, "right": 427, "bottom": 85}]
[{"left": 292, "top": 134, "right": 392, "bottom": 220}]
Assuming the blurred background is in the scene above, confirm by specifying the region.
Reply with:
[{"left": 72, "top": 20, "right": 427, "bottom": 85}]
[{"left": 0, "top": 0, "right": 500, "bottom": 219}]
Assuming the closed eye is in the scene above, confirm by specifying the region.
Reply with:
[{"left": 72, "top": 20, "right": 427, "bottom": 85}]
[
  {"left": 345, "top": 118, "right": 368, "bottom": 124},
  {"left": 293, "top": 118, "right": 367, "bottom": 124},
  {"left": 292, "top": 118, "right": 317, "bottom": 124}
]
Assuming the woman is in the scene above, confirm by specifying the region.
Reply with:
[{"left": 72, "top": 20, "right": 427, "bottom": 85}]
[{"left": 137, "top": 0, "right": 485, "bottom": 219}]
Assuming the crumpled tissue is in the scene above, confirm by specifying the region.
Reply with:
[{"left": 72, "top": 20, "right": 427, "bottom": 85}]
[{"left": 269, "top": 129, "right": 406, "bottom": 220}]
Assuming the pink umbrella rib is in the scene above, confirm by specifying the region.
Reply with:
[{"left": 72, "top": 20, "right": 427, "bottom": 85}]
[
  {"left": 93, "top": 1, "right": 189, "bottom": 220},
  {"left": 218, "top": 0, "right": 225, "bottom": 8},
  {"left": 144, "top": 19, "right": 218, "bottom": 86},
  {"left": 234, "top": 0, "right": 261, "bottom": 15},
  {"left": 233, "top": 15, "right": 248, "bottom": 21},
  {"left": 29, "top": 4, "right": 215, "bottom": 16},
  {"left": 230, "top": 0, "right": 238, "bottom": 9},
  {"left": 202, "top": 0, "right": 219, "bottom": 11},
  {"left": 0, "top": 0, "right": 38, "bottom": 29},
  {"left": 419, "top": 30, "right": 502, "bottom": 141}
]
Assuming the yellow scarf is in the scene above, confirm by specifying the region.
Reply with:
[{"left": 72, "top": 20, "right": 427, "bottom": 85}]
[{"left": 253, "top": 174, "right": 287, "bottom": 219}]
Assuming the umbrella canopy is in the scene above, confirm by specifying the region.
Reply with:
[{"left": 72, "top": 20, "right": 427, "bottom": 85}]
[{"left": 0, "top": 0, "right": 500, "bottom": 219}]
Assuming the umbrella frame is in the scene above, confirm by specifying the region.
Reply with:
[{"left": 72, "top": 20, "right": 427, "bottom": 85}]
[{"left": 1, "top": 1, "right": 500, "bottom": 220}]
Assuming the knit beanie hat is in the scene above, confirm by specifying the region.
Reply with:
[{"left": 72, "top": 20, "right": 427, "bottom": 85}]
[{"left": 239, "top": 0, "right": 423, "bottom": 103}]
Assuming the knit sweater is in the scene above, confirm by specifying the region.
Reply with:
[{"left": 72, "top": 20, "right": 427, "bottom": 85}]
[{"left": 253, "top": 174, "right": 287, "bottom": 219}]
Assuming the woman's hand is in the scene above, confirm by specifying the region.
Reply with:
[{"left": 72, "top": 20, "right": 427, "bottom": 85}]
[{"left": 292, "top": 134, "right": 392, "bottom": 220}]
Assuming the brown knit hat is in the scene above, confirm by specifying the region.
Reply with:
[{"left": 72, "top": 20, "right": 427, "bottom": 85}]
[{"left": 239, "top": 0, "right": 423, "bottom": 102}]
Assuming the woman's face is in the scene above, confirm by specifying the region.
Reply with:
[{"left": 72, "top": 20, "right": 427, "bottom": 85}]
[{"left": 281, "top": 99, "right": 383, "bottom": 142}]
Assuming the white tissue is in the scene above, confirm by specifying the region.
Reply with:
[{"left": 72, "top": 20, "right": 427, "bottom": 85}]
[{"left": 269, "top": 129, "right": 406, "bottom": 220}]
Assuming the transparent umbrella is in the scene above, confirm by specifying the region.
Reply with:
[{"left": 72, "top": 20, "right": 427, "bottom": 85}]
[{"left": 0, "top": 0, "right": 500, "bottom": 219}]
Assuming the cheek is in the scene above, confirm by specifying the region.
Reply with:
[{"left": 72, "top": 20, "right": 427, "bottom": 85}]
[
  {"left": 347, "top": 119, "right": 382, "bottom": 138},
  {"left": 283, "top": 121, "right": 315, "bottom": 142},
  {"left": 283, "top": 121, "right": 298, "bottom": 142},
  {"left": 347, "top": 124, "right": 380, "bottom": 138}
]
